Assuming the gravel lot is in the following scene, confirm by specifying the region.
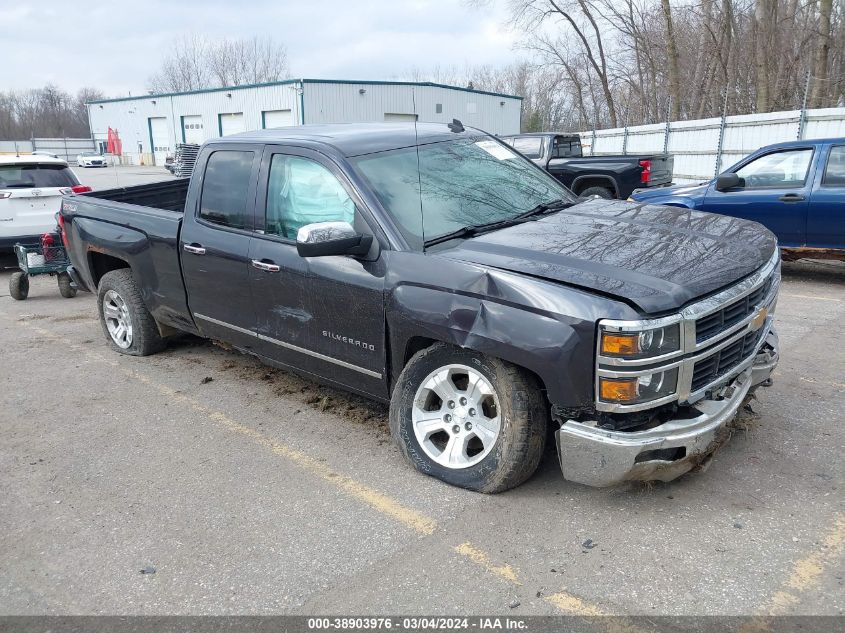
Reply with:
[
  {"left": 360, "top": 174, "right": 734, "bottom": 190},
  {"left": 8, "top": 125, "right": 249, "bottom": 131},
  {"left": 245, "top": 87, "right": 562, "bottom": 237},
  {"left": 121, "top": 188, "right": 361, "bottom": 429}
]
[{"left": 0, "top": 172, "right": 842, "bottom": 617}]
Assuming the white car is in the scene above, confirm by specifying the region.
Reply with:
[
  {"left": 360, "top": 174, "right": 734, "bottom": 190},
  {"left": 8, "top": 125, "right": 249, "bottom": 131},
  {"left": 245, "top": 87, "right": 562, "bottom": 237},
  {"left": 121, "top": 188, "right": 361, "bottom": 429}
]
[
  {"left": 76, "top": 152, "right": 108, "bottom": 168},
  {"left": 0, "top": 155, "right": 90, "bottom": 253}
]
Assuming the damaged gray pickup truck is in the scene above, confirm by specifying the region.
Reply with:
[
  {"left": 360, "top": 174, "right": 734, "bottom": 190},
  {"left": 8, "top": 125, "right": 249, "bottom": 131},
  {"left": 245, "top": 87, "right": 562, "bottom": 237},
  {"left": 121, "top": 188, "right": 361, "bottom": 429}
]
[{"left": 60, "top": 122, "right": 780, "bottom": 493}]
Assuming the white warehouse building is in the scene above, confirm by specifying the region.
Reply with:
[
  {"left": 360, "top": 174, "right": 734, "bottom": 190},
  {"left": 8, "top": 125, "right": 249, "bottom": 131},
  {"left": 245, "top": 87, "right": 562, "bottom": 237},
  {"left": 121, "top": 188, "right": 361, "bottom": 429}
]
[{"left": 87, "top": 79, "right": 523, "bottom": 166}]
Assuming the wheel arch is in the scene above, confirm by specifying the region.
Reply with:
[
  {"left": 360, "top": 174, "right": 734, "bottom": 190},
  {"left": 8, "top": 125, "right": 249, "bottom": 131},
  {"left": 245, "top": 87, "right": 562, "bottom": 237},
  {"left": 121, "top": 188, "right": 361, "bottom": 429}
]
[
  {"left": 387, "top": 287, "right": 595, "bottom": 408},
  {"left": 571, "top": 174, "right": 618, "bottom": 197},
  {"left": 88, "top": 251, "right": 131, "bottom": 288}
]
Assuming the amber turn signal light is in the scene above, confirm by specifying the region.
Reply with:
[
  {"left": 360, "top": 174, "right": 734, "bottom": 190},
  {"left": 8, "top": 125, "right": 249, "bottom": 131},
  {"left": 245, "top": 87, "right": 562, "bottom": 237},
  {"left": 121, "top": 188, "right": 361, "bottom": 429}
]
[
  {"left": 601, "top": 332, "right": 639, "bottom": 356},
  {"left": 599, "top": 377, "right": 638, "bottom": 402}
]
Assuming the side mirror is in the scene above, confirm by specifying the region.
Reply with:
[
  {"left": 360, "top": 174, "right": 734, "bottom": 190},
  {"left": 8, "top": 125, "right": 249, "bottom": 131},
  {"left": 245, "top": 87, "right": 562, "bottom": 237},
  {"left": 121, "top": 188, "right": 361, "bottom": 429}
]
[
  {"left": 715, "top": 172, "right": 743, "bottom": 192},
  {"left": 296, "top": 221, "right": 373, "bottom": 258}
]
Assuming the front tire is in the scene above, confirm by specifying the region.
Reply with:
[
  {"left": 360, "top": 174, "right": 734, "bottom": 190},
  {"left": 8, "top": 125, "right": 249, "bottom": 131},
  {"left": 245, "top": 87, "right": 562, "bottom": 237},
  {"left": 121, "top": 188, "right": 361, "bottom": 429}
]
[
  {"left": 97, "top": 269, "right": 165, "bottom": 356},
  {"left": 390, "top": 343, "right": 547, "bottom": 493},
  {"left": 9, "top": 272, "right": 29, "bottom": 300}
]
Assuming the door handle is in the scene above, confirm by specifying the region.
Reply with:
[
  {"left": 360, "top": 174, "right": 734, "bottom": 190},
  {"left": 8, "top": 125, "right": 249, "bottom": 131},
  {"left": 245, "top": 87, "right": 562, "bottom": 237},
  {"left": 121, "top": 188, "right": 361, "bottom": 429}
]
[
  {"left": 183, "top": 243, "right": 206, "bottom": 255},
  {"left": 251, "top": 259, "right": 280, "bottom": 272},
  {"left": 778, "top": 194, "right": 805, "bottom": 202}
]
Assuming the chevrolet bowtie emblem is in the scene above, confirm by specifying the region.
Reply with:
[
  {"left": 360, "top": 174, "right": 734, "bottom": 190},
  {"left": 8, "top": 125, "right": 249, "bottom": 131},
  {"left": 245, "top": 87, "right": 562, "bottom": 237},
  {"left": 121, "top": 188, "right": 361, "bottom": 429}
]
[{"left": 751, "top": 305, "right": 769, "bottom": 331}]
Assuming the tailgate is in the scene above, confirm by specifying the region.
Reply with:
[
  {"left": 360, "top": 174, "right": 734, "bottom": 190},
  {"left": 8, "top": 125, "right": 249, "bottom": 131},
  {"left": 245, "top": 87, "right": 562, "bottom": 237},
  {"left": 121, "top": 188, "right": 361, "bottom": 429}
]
[
  {"left": 0, "top": 189, "right": 64, "bottom": 239},
  {"left": 645, "top": 155, "right": 673, "bottom": 186}
]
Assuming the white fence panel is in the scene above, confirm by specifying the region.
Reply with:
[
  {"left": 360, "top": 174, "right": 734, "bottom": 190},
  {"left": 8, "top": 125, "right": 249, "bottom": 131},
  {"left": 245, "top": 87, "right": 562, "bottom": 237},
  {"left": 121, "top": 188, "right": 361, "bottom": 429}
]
[{"left": 580, "top": 107, "right": 845, "bottom": 184}]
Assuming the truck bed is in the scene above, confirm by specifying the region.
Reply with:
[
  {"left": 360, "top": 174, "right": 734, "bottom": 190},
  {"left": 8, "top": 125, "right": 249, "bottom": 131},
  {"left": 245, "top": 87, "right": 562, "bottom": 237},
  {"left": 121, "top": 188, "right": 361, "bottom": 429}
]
[
  {"left": 61, "top": 177, "right": 194, "bottom": 334},
  {"left": 84, "top": 178, "right": 189, "bottom": 212}
]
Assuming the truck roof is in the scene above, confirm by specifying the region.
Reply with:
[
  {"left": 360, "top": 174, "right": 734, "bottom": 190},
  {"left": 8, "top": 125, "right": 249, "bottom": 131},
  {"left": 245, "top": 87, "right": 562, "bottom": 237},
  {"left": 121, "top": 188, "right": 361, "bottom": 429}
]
[
  {"left": 506, "top": 132, "right": 580, "bottom": 139},
  {"left": 759, "top": 137, "right": 845, "bottom": 150},
  {"left": 217, "top": 122, "right": 486, "bottom": 157}
]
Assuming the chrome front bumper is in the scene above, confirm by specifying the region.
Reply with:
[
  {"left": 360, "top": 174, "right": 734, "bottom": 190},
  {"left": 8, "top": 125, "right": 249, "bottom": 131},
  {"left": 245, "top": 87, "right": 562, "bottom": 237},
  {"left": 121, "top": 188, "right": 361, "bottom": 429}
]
[{"left": 556, "top": 329, "right": 779, "bottom": 487}]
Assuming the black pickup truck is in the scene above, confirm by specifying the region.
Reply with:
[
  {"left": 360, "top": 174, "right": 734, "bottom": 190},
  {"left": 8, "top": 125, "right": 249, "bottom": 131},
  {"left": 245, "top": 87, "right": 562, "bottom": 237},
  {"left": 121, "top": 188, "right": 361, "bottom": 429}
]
[
  {"left": 60, "top": 123, "right": 780, "bottom": 492},
  {"left": 502, "top": 133, "right": 673, "bottom": 200}
]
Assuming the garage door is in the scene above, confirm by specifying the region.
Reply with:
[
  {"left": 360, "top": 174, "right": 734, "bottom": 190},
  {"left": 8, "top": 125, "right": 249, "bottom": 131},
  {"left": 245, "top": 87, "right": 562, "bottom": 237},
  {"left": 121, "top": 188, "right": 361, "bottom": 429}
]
[
  {"left": 263, "top": 109, "right": 294, "bottom": 128},
  {"left": 148, "top": 117, "right": 170, "bottom": 166},
  {"left": 219, "top": 112, "right": 245, "bottom": 137},
  {"left": 181, "top": 115, "right": 205, "bottom": 144}
]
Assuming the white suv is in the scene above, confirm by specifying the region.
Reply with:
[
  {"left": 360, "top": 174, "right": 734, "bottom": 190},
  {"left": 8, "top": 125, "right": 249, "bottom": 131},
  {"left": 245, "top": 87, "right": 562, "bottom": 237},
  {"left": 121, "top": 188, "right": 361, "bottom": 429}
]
[{"left": 0, "top": 155, "right": 90, "bottom": 252}]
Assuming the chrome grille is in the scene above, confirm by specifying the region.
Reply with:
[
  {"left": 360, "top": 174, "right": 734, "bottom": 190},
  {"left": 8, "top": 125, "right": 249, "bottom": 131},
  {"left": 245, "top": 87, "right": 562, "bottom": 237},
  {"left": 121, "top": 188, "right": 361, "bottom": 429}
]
[
  {"left": 690, "top": 328, "right": 765, "bottom": 392},
  {"left": 695, "top": 275, "right": 774, "bottom": 343},
  {"left": 595, "top": 250, "right": 780, "bottom": 413}
]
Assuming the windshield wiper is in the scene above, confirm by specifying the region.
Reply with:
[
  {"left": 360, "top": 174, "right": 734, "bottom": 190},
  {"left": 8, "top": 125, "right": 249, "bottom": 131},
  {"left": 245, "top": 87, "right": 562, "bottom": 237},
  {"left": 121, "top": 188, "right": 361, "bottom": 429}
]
[
  {"left": 510, "top": 198, "right": 574, "bottom": 221},
  {"left": 423, "top": 199, "right": 575, "bottom": 248}
]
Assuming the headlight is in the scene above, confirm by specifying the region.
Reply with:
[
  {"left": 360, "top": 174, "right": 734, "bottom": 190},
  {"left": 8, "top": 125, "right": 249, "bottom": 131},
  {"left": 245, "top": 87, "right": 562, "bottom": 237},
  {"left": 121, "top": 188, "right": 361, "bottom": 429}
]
[
  {"left": 600, "top": 323, "right": 681, "bottom": 360},
  {"left": 599, "top": 368, "right": 679, "bottom": 405}
]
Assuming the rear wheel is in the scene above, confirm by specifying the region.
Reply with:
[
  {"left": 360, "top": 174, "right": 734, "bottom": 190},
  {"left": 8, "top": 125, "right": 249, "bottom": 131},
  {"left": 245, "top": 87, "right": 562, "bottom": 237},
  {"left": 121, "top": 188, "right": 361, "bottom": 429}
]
[
  {"left": 97, "top": 269, "right": 165, "bottom": 356},
  {"left": 580, "top": 185, "right": 614, "bottom": 199},
  {"left": 9, "top": 272, "right": 29, "bottom": 301},
  {"left": 390, "top": 343, "right": 547, "bottom": 493},
  {"left": 57, "top": 272, "right": 77, "bottom": 298}
]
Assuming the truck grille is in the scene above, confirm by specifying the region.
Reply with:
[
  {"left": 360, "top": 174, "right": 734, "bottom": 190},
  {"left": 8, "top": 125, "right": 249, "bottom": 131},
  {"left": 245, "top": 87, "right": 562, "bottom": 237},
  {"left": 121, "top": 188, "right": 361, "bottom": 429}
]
[
  {"left": 690, "top": 328, "right": 765, "bottom": 392},
  {"left": 695, "top": 275, "right": 774, "bottom": 343}
]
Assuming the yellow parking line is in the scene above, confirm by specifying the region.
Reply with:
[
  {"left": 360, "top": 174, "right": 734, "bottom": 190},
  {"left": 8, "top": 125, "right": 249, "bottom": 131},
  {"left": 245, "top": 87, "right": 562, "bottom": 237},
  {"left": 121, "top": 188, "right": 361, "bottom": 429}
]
[
  {"left": 22, "top": 321, "right": 619, "bottom": 619},
  {"left": 453, "top": 542, "right": 650, "bottom": 629},
  {"left": 24, "top": 322, "right": 437, "bottom": 536},
  {"left": 454, "top": 542, "right": 521, "bottom": 585},
  {"left": 781, "top": 293, "right": 842, "bottom": 303},
  {"left": 740, "top": 514, "right": 845, "bottom": 632}
]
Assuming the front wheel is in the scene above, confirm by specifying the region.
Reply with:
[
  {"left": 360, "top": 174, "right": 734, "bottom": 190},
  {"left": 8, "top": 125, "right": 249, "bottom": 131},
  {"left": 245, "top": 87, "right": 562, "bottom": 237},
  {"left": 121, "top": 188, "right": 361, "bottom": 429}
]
[
  {"left": 97, "top": 269, "right": 165, "bottom": 356},
  {"left": 9, "top": 272, "right": 29, "bottom": 300},
  {"left": 390, "top": 344, "right": 548, "bottom": 493}
]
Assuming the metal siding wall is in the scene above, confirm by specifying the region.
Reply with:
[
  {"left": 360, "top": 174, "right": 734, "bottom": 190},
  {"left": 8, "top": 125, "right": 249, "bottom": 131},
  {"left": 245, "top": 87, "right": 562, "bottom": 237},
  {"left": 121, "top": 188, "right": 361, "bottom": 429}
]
[
  {"left": 89, "top": 84, "right": 298, "bottom": 164},
  {"left": 89, "top": 82, "right": 522, "bottom": 164},
  {"left": 0, "top": 141, "right": 34, "bottom": 154},
  {"left": 579, "top": 107, "right": 845, "bottom": 183},
  {"left": 304, "top": 83, "right": 521, "bottom": 135}
]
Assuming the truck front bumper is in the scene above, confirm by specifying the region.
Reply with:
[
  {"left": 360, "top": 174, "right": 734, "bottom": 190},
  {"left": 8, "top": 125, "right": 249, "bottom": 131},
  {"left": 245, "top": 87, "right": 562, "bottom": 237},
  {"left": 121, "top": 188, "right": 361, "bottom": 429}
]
[{"left": 556, "top": 329, "right": 779, "bottom": 487}]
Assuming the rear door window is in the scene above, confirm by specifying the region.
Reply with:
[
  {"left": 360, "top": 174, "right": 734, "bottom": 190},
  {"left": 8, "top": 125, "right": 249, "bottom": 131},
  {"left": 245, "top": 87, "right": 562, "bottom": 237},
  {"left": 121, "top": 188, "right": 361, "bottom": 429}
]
[
  {"left": 510, "top": 137, "right": 544, "bottom": 159},
  {"left": 199, "top": 150, "right": 255, "bottom": 230},
  {"left": 0, "top": 164, "right": 77, "bottom": 189},
  {"left": 822, "top": 146, "right": 845, "bottom": 186},
  {"left": 552, "top": 137, "right": 581, "bottom": 158}
]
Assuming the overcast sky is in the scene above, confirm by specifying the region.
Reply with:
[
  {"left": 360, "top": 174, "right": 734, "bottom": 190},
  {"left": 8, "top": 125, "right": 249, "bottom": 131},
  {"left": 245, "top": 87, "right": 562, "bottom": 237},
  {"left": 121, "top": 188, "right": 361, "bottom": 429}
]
[{"left": 3, "top": 0, "right": 520, "bottom": 97}]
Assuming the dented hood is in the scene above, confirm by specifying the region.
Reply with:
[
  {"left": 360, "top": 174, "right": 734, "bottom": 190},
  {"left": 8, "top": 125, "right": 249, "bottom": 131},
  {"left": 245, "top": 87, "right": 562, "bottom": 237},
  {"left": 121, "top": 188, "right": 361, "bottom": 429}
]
[{"left": 437, "top": 199, "right": 777, "bottom": 314}]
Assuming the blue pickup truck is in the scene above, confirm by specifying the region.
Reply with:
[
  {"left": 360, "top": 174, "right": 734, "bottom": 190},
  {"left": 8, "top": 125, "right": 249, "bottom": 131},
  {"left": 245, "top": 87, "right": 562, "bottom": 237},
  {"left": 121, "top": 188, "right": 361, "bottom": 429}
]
[{"left": 630, "top": 138, "right": 845, "bottom": 259}]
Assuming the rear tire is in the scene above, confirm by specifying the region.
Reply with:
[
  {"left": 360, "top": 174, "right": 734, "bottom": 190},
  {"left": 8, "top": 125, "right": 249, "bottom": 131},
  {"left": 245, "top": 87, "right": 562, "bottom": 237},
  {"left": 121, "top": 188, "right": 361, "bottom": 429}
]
[
  {"left": 580, "top": 186, "right": 614, "bottom": 199},
  {"left": 9, "top": 272, "right": 29, "bottom": 301},
  {"left": 57, "top": 272, "right": 77, "bottom": 298},
  {"left": 390, "top": 343, "right": 547, "bottom": 493},
  {"left": 97, "top": 269, "right": 165, "bottom": 356}
]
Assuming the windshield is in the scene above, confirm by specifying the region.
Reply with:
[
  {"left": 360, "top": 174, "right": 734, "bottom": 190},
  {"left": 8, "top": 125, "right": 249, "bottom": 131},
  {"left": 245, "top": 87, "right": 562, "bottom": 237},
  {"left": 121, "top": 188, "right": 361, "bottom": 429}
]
[
  {"left": 0, "top": 164, "right": 77, "bottom": 189},
  {"left": 352, "top": 137, "right": 576, "bottom": 249}
]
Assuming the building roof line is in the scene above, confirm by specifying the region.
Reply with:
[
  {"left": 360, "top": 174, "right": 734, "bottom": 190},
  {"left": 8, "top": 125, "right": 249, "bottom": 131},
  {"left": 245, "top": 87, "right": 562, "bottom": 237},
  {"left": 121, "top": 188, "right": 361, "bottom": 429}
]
[{"left": 86, "top": 78, "right": 523, "bottom": 105}]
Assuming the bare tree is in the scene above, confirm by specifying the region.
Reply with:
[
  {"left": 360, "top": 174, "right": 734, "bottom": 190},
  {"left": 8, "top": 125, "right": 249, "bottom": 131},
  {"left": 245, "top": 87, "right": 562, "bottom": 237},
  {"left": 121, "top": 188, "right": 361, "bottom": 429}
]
[
  {"left": 0, "top": 85, "right": 101, "bottom": 139},
  {"left": 810, "top": 0, "right": 834, "bottom": 107},
  {"left": 660, "top": 0, "right": 681, "bottom": 119},
  {"left": 148, "top": 36, "right": 289, "bottom": 93}
]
